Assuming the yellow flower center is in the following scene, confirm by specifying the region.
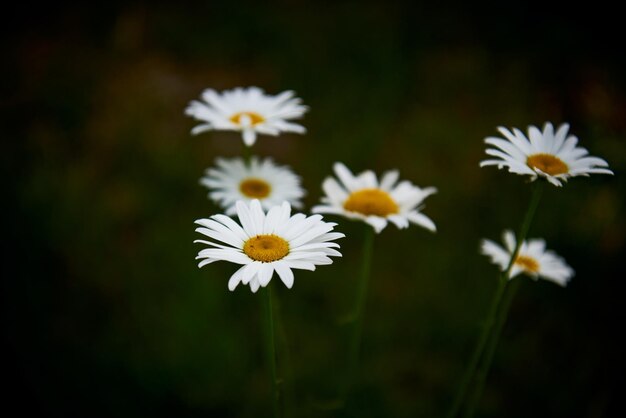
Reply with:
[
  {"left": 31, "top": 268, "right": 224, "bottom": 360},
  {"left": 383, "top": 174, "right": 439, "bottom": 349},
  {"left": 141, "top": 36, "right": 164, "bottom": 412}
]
[
  {"left": 515, "top": 255, "right": 540, "bottom": 273},
  {"left": 243, "top": 234, "right": 290, "bottom": 263},
  {"left": 229, "top": 112, "right": 265, "bottom": 126},
  {"left": 526, "top": 154, "right": 569, "bottom": 176},
  {"left": 343, "top": 188, "right": 399, "bottom": 217},
  {"left": 239, "top": 178, "right": 271, "bottom": 198}
]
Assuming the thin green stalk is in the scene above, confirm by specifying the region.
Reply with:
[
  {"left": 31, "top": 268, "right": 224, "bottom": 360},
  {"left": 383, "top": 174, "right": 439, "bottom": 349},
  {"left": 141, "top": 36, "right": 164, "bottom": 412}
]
[
  {"left": 462, "top": 181, "right": 544, "bottom": 418},
  {"left": 446, "top": 275, "right": 508, "bottom": 418},
  {"left": 308, "top": 226, "right": 375, "bottom": 412},
  {"left": 275, "top": 291, "right": 296, "bottom": 416},
  {"left": 448, "top": 181, "right": 544, "bottom": 418},
  {"left": 463, "top": 280, "right": 520, "bottom": 418},
  {"left": 261, "top": 287, "right": 282, "bottom": 418},
  {"left": 242, "top": 144, "right": 252, "bottom": 166},
  {"left": 344, "top": 226, "right": 375, "bottom": 394},
  {"left": 505, "top": 181, "right": 544, "bottom": 274}
]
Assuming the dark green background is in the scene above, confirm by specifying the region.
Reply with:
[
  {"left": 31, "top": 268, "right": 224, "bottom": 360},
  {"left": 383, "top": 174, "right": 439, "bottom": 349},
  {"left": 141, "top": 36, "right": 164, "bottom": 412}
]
[{"left": 4, "top": 1, "right": 625, "bottom": 417}]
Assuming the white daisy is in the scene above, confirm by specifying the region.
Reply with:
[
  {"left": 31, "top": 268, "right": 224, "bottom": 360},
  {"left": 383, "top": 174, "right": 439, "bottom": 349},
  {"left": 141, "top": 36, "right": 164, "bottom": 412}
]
[
  {"left": 185, "top": 86, "right": 308, "bottom": 146},
  {"left": 200, "top": 156, "right": 305, "bottom": 216},
  {"left": 480, "top": 230, "right": 574, "bottom": 286},
  {"left": 194, "top": 200, "right": 344, "bottom": 292},
  {"left": 312, "top": 162, "right": 437, "bottom": 234},
  {"left": 480, "top": 122, "right": 613, "bottom": 186}
]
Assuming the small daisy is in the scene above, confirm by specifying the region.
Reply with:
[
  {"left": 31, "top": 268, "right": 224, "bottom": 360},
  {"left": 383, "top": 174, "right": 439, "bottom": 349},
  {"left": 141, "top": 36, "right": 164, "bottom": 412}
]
[
  {"left": 312, "top": 162, "right": 437, "bottom": 234},
  {"left": 194, "top": 200, "right": 344, "bottom": 292},
  {"left": 480, "top": 122, "right": 613, "bottom": 186},
  {"left": 480, "top": 230, "right": 574, "bottom": 286},
  {"left": 200, "top": 156, "right": 305, "bottom": 216},
  {"left": 185, "top": 86, "right": 308, "bottom": 146}
]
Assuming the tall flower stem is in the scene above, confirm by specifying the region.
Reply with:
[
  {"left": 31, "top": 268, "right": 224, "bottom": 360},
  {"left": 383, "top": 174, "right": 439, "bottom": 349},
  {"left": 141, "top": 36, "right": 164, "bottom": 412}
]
[
  {"left": 242, "top": 144, "right": 252, "bottom": 166},
  {"left": 463, "top": 279, "right": 521, "bottom": 418},
  {"left": 463, "top": 181, "right": 543, "bottom": 418},
  {"left": 448, "top": 181, "right": 544, "bottom": 418},
  {"left": 344, "top": 226, "right": 375, "bottom": 395},
  {"left": 261, "top": 287, "right": 282, "bottom": 418},
  {"left": 446, "top": 274, "right": 508, "bottom": 418}
]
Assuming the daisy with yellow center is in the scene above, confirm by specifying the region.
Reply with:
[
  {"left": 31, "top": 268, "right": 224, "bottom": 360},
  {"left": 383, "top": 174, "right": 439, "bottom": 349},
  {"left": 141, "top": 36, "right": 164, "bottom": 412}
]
[
  {"left": 185, "top": 86, "right": 308, "bottom": 146},
  {"left": 200, "top": 157, "right": 305, "bottom": 215},
  {"left": 480, "top": 230, "right": 574, "bottom": 286},
  {"left": 480, "top": 122, "right": 613, "bottom": 186},
  {"left": 312, "top": 162, "right": 437, "bottom": 233},
  {"left": 194, "top": 200, "right": 343, "bottom": 292}
]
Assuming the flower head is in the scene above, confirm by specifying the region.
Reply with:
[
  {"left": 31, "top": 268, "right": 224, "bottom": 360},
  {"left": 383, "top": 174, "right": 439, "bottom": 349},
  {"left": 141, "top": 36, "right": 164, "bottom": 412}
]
[
  {"left": 480, "top": 230, "right": 574, "bottom": 286},
  {"left": 312, "top": 162, "right": 437, "bottom": 234},
  {"left": 195, "top": 200, "right": 343, "bottom": 292},
  {"left": 200, "top": 157, "right": 305, "bottom": 216},
  {"left": 185, "top": 86, "right": 308, "bottom": 146},
  {"left": 480, "top": 122, "right": 612, "bottom": 186}
]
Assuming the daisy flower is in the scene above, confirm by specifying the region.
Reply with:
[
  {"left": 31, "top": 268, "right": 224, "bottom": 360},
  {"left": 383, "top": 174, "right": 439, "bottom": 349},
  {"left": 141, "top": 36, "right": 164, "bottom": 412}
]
[
  {"left": 194, "top": 200, "right": 344, "bottom": 292},
  {"left": 480, "top": 230, "right": 574, "bottom": 286},
  {"left": 200, "top": 156, "right": 305, "bottom": 216},
  {"left": 312, "top": 162, "right": 437, "bottom": 234},
  {"left": 185, "top": 86, "right": 308, "bottom": 146},
  {"left": 480, "top": 122, "right": 613, "bottom": 186}
]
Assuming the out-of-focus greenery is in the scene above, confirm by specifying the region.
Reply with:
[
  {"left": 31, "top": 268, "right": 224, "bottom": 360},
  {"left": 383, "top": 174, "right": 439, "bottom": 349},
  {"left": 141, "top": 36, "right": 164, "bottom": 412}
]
[{"left": 4, "top": 1, "right": 625, "bottom": 417}]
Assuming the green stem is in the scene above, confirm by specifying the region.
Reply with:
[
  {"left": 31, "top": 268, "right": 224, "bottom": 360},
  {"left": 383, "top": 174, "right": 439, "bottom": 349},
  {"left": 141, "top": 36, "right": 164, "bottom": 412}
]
[
  {"left": 242, "top": 144, "right": 253, "bottom": 166},
  {"left": 504, "top": 181, "right": 544, "bottom": 275},
  {"left": 446, "top": 275, "right": 508, "bottom": 418},
  {"left": 344, "top": 226, "right": 375, "bottom": 394},
  {"left": 464, "top": 280, "right": 520, "bottom": 418},
  {"left": 462, "top": 181, "right": 544, "bottom": 418},
  {"left": 261, "top": 287, "right": 281, "bottom": 418},
  {"left": 448, "top": 181, "right": 544, "bottom": 418}
]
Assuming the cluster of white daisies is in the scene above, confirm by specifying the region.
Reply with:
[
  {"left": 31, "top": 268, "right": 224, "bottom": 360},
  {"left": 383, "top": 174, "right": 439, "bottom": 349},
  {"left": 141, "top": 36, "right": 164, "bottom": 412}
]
[{"left": 186, "top": 86, "right": 612, "bottom": 292}]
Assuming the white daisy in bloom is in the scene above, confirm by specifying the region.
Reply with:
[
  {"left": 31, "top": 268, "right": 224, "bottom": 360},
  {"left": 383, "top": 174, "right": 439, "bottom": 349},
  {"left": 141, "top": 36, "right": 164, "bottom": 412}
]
[
  {"left": 194, "top": 200, "right": 344, "bottom": 292},
  {"left": 200, "top": 156, "right": 305, "bottom": 216},
  {"left": 312, "top": 162, "right": 437, "bottom": 234},
  {"left": 480, "top": 230, "right": 574, "bottom": 286},
  {"left": 480, "top": 122, "right": 613, "bottom": 186},
  {"left": 185, "top": 86, "right": 308, "bottom": 146}
]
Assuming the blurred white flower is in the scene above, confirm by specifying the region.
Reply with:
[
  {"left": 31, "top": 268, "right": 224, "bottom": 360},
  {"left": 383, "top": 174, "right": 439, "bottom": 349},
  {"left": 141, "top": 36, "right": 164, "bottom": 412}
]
[
  {"left": 480, "top": 122, "right": 612, "bottom": 186},
  {"left": 195, "top": 200, "right": 343, "bottom": 292},
  {"left": 185, "top": 86, "right": 308, "bottom": 146},
  {"left": 200, "top": 157, "right": 305, "bottom": 216},
  {"left": 312, "top": 162, "right": 436, "bottom": 234},
  {"left": 480, "top": 230, "right": 574, "bottom": 286}
]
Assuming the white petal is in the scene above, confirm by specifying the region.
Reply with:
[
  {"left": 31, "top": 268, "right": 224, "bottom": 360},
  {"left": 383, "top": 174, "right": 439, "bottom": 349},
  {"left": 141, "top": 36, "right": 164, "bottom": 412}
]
[
  {"left": 242, "top": 128, "right": 257, "bottom": 146},
  {"left": 210, "top": 214, "right": 250, "bottom": 242},
  {"left": 406, "top": 212, "right": 436, "bottom": 232},
  {"left": 284, "top": 260, "right": 317, "bottom": 271},
  {"left": 197, "top": 258, "right": 218, "bottom": 268},
  {"left": 194, "top": 224, "right": 243, "bottom": 249},
  {"left": 241, "top": 262, "right": 260, "bottom": 285},
  {"left": 236, "top": 200, "right": 258, "bottom": 237},
  {"left": 274, "top": 261, "right": 295, "bottom": 288},
  {"left": 249, "top": 276, "right": 261, "bottom": 293},
  {"left": 365, "top": 216, "right": 387, "bottom": 233},
  {"left": 387, "top": 214, "right": 410, "bottom": 229},
  {"left": 379, "top": 170, "right": 399, "bottom": 191},
  {"left": 322, "top": 178, "right": 349, "bottom": 204},
  {"left": 480, "top": 239, "right": 509, "bottom": 270},
  {"left": 190, "top": 123, "right": 214, "bottom": 135},
  {"left": 333, "top": 162, "right": 359, "bottom": 191},
  {"left": 249, "top": 199, "right": 266, "bottom": 235},
  {"left": 503, "top": 230, "right": 516, "bottom": 253},
  {"left": 258, "top": 263, "right": 274, "bottom": 287},
  {"left": 228, "top": 266, "right": 247, "bottom": 291},
  {"left": 196, "top": 248, "right": 250, "bottom": 264}
]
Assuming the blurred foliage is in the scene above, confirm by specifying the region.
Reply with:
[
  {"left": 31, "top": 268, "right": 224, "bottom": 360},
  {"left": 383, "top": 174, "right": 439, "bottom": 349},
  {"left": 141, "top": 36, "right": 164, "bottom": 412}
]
[{"left": 3, "top": 1, "right": 625, "bottom": 417}]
